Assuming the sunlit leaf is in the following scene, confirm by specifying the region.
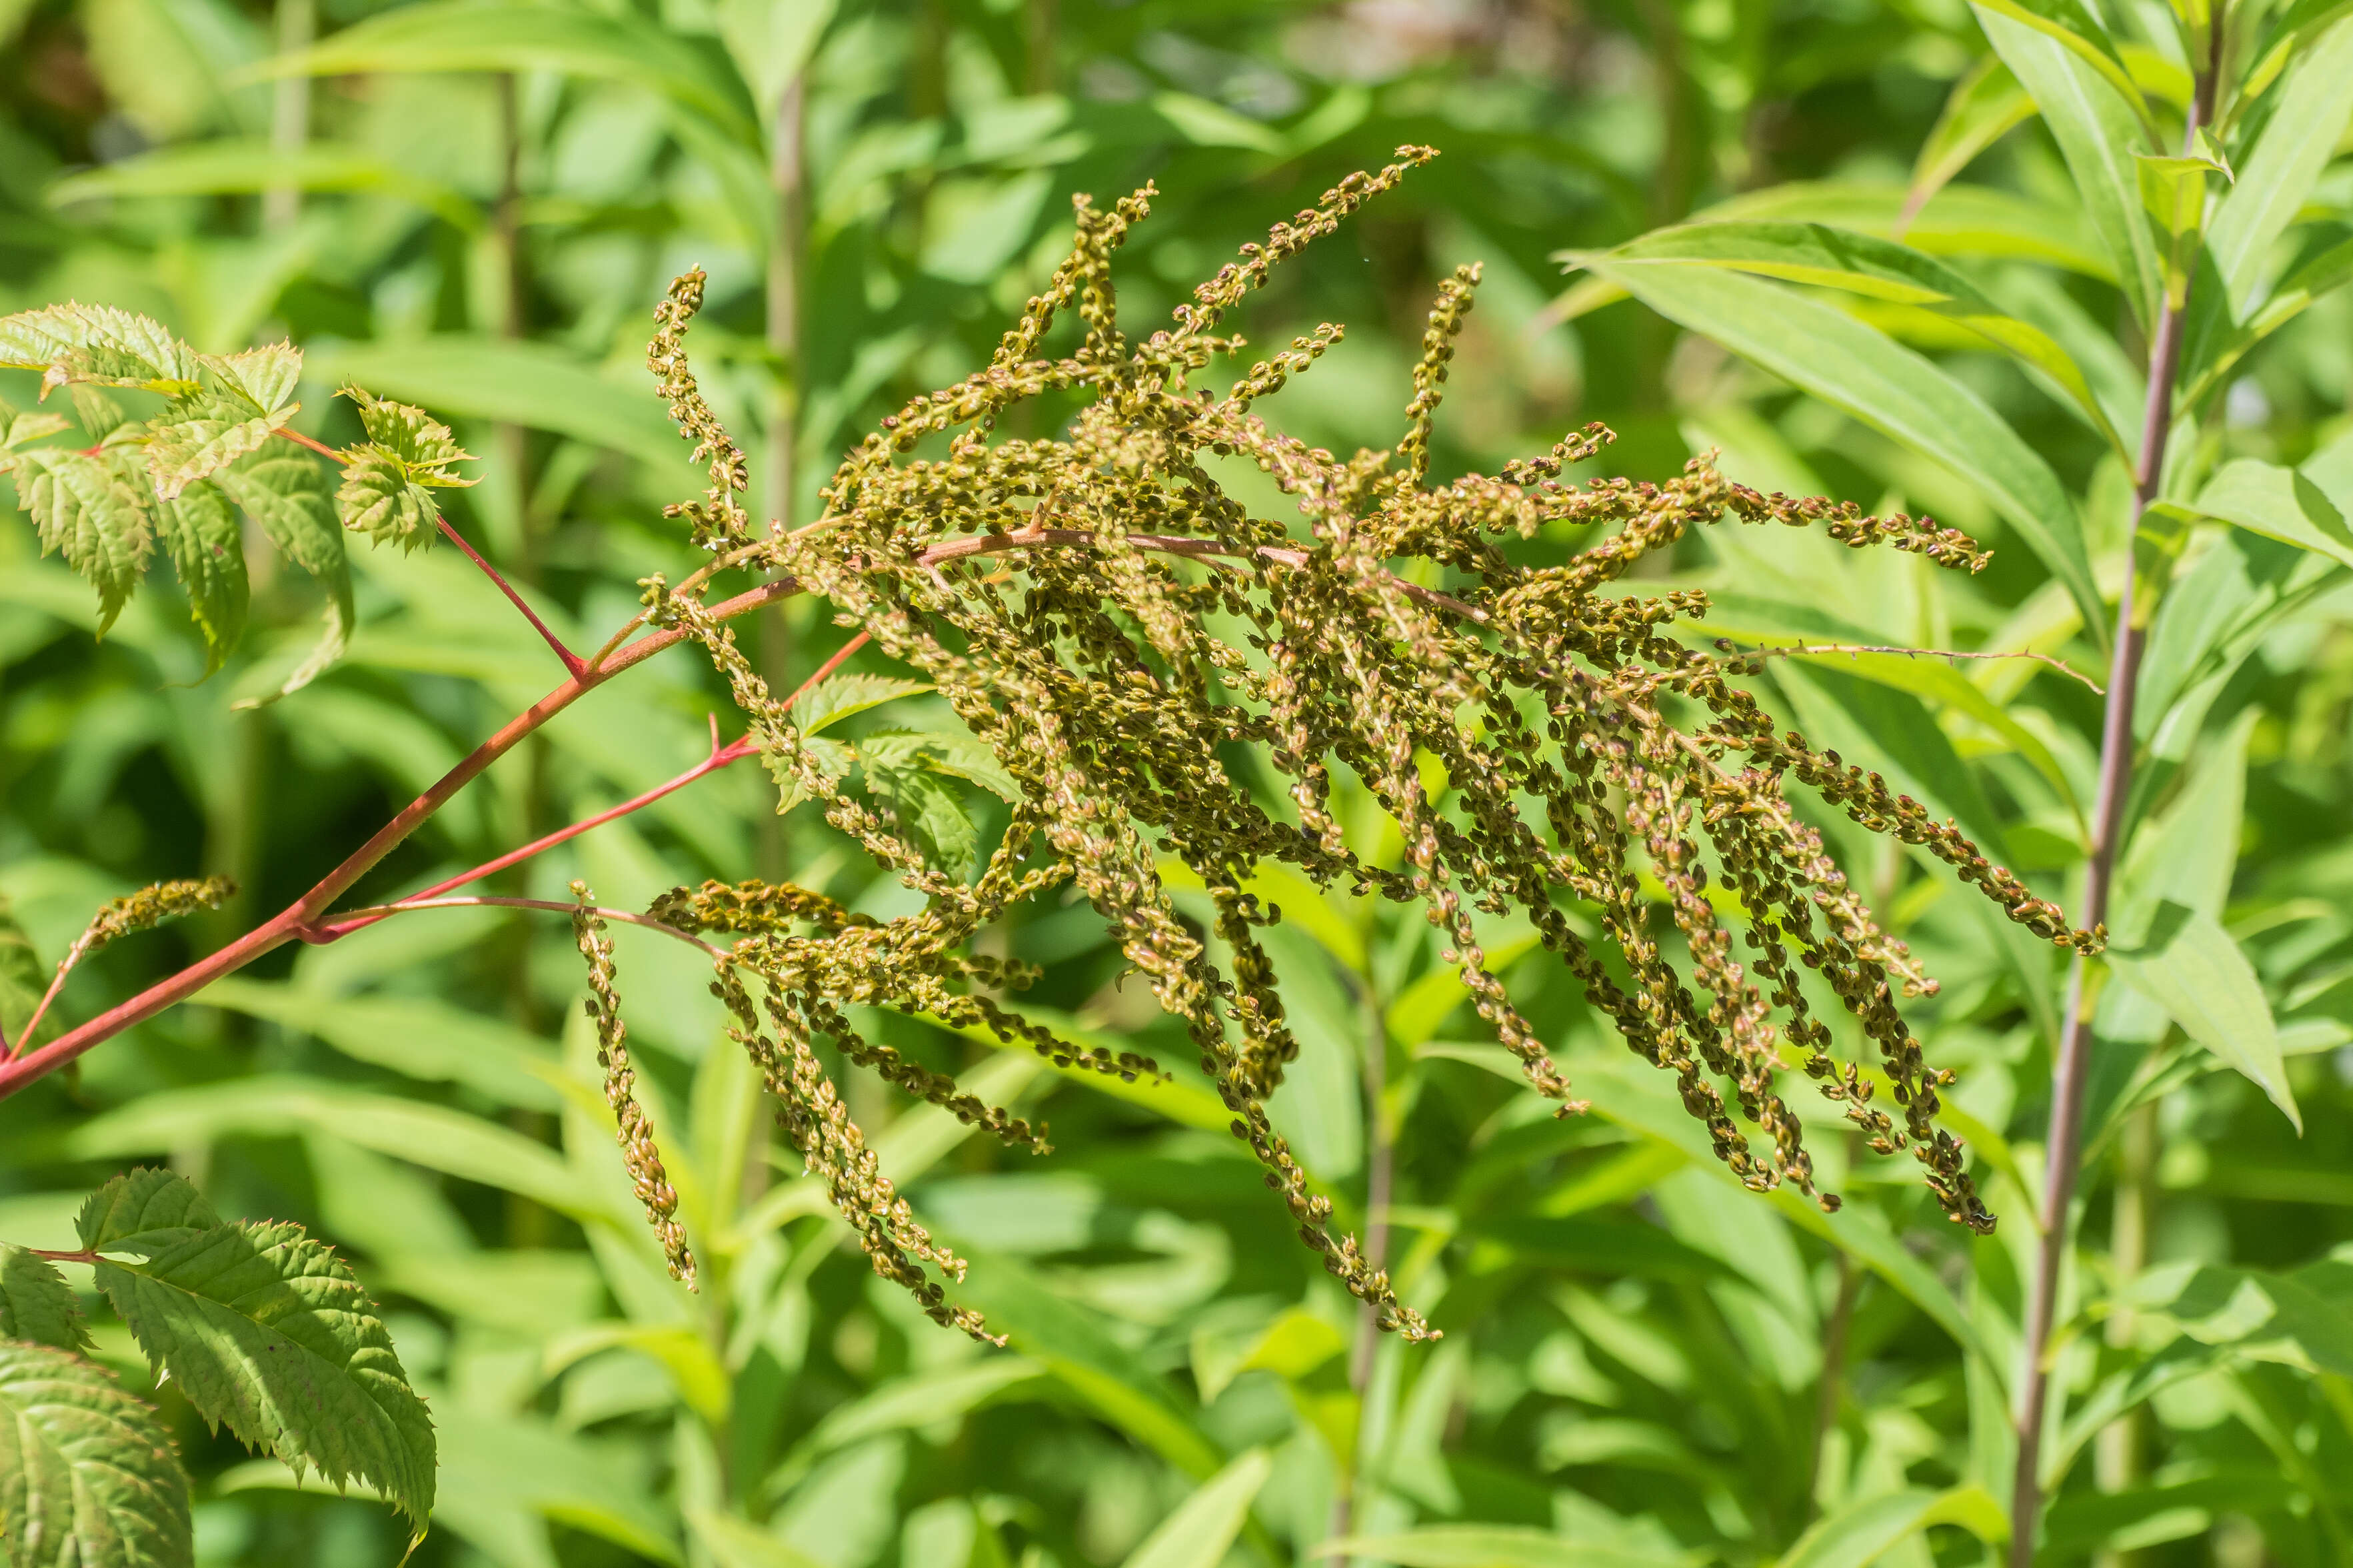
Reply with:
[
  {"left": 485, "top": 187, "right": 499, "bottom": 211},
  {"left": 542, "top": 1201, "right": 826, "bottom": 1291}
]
[{"left": 0, "top": 1339, "right": 190, "bottom": 1568}]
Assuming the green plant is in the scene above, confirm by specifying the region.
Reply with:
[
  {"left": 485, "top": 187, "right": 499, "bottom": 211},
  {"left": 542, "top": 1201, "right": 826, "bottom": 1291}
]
[{"left": 5, "top": 153, "right": 2118, "bottom": 1559}]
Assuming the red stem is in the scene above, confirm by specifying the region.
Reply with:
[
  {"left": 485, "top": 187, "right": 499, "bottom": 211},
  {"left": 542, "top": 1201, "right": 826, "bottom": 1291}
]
[
  {"left": 277, "top": 426, "right": 345, "bottom": 462},
  {"left": 438, "top": 516, "right": 587, "bottom": 677},
  {"left": 0, "top": 574, "right": 799, "bottom": 1102},
  {"left": 323, "top": 896, "right": 728, "bottom": 958},
  {"left": 304, "top": 734, "right": 758, "bottom": 943}
]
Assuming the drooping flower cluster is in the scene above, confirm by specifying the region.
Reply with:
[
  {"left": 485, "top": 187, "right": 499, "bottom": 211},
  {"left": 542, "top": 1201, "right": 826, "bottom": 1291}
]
[{"left": 595, "top": 148, "right": 2094, "bottom": 1342}]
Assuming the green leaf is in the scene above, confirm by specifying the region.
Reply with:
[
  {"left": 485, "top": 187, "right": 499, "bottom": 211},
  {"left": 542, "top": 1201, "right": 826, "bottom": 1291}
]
[
  {"left": 2186, "top": 234, "right": 2353, "bottom": 402},
  {"left": 309, "top": 337, "right": 691, "bottom": 469},
  {"left": 69, "top": 1079, "right": 624, "bottom": 1229},
  {"left": 213, "top": 451, "right": 353, "bottom": 702},
  {"left": 861, "top": 728, "right": 1023, "bottom": 802},
  {"left": 2202, "top": 20, "right": 2353, "bottom": 319},
  {"left": 1315, "top": 1527, "right": 1685, "bottom": 1566},
  {"left": 247, "top": 1, "right": 760, "bottom": 149},
  {"left": 11, "top": 448, "right": 153, "bottom": 632},
  {"left": 199, "top": 978, "right": 573, "bottom": 1113},
  {"left": 687, "top": 1508, "right": 828, "bottom": 1568},
  {"left": 716, "top": 0, "right": 836, "bottom": 116},
  {"left": 0, "top": 1338, "right": 191, "bottom": 1568},
  {"left": 1566, "top": 252, "right": 2104, "bottom": 640},
  {"left": 1968, "top": 0, "right": 2154, "bottom": 139},
  {"left": 0, "top": 303, "right": 201, "bottom": 398},
  {"left": 1117, "top": 1447, "right": 1270, "bottom": 1568},
  {"left": 1697, "top": 181, "right": 2114, "bottom": 279},
  {"left": 1904, "top": 54, "right": 2036, "bottom": 219},
  {"left": 1778, "top": 1485, "right": 2009, "bottom": 1567},
  {"left": 2110, "top": 901, "right": 2298, "bottom": 1130},
  {"left": 1978, "top": 7, "right": 2163, "bottom": 328},
  {"left": 791, "top": 673, "right": 934, "bottom": 736},
  {"left": 87, "top": 1206, "right": 435, "bottom": 1529},
  {"left": 0, "top": 1246, "right": 91, "bottom": 1353},
  {"left": 1601, "top": 220, "right": 2128, "bottom": 457},
  {"left": 342, "top": 386, "right": 473, "bottom": 478},
  {"left": 0, "top": 400, "right": 71, "bottom": 457},
  {"left": 336, "top": 448, "right": 447, "bottom": 552},
  {"left": 2189, "top": 454, "right": 2353, "bottom": 572},
  {"left": 145, "top": 400, "right": 292, "bottom": 500},
  {"left": 76, "top": 1168, "right": 223, "bottom": 1259},
  {"left": 156, "top": 480, "right": 249, "bottom": 672},
  {"left": 48, "top": 140, "right": 481, "bottom": 232}
]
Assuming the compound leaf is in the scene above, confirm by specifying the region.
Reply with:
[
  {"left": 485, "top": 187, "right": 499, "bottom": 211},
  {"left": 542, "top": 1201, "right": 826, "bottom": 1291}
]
[
  {"left": 0, "top": 303, "right": 201, "bottom": 398},
  {"left": 0, "top": 1245, "right": 91, "bottom": 1353},
  {"left": 342, "top": 386, "right": 474, "bottom": 479},
  {"left": 0, "top": 1338, "right": 191, "bottom": 1568},
  {"left": 146, "top": 400, "right": 293, "bottom": 500},
  {"left": 202, "top": 343, "right": 301, "bottom": 420},
  {"left": 85, "top": 1177, "right": 435, "bottom": 1531}
]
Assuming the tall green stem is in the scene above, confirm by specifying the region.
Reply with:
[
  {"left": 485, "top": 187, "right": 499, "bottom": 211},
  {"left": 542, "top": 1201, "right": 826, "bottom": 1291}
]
[
  {"left": 263, "top": 0, "right": 313, "bottom": 233},
  {"left": 2007, "top": 27, "right": 2223, "bottom": 1561},
  {"left": 1328, "top": 970, "right": 1394, "bottom": 1555}
]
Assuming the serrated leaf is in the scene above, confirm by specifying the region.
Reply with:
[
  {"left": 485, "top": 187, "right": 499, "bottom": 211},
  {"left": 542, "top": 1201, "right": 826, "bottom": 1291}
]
[
  {"left": 0, "top": 399, "right": 71, "bottom": 459},
  {"left": 215, "top": 450, "right": 355, "bottom": 702},
  {"left": 76, "top": 1170, "right": 223, "bottom": 1259},
  {"left": 0, "top": 303, "right": 202, "bottom": 398},
  {"left": 215, "top": 450, "right": 339, "bottom": 578},
  {"left": 145, "top": 400, "right": 293, "bottom": 500},
  {"left": 157, "top": 480, "right": 250, "bottom": 672},
  {"left": 202, "top": 343, "right": 301, "bottom": 419},
  {"left": 339, "top": 385, "right": 475, "bottom": 480},
  {"left": 0, "top": 1246, "right": 91, "bottom": 1353},
  {"left": 335, "top": 446, "right": 445, "bottom": 552},
  {"left": 861, "top": 729, "right": 1023, "bottom": 803},
  {"left": 861, "top": 745, "right": 979, "bottom": 879},
  {"left": 11, "top": 448, "right": 153, "bottom": 632},
  {"left": 91, "top": 1215, "right": 436, "bottom": 1529},
  {"left": 792, "top": 673, "right": 935, "bottom": 736},
  {"left": 0, "top": 1339, "right": 191, "bottom": 1568}
]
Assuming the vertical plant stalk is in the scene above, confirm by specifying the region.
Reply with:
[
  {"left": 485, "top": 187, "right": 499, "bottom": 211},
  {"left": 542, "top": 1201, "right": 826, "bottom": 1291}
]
[
  {"left": 2008, "top": 31, "right": 2223, "bottom": 1563},
  {"left": 1805, "top": 1250, "right": 1863, "bottom": 1521},
  {"left": 1329, "top": 976, "right": 1396, "bottom": 1553},
  {"left": 263, "top": 0, "right": 313, "bottom": 233},
  {"left": 757, "top": 68, "right": 809, "bottom": 882}
]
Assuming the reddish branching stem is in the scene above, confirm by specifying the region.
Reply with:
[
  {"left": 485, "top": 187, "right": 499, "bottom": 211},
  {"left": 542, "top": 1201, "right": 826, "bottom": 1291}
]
[{"left": 437, "top": 516, "right": 587, "bottom": 677}]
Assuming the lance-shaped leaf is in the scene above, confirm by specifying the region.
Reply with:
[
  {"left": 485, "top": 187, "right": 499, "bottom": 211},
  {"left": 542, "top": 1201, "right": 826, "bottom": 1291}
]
[
  {"left": 2204, "top": 18, "right": 2353, "bottom": 315},
  {"left": 1978, "top": 7, "right": 2163, "bottom": 328},
  {"left": 1563, "top": 249, "right": 2105, "bottom": 640},
  {"left": 49, "top": 141, "right": 482, "bottom": 232},
  {"left": 157, "top": 480, "right": 251, "bottom": 672},
  {"left": 245, "top": 0, "right": 761, "bottom": 149},
  {"left": 83, "top": 1179, "right": 436, "bottom": 1531},
  {"left": 1594, "top": 219, "right": 2129, "bottom": 458},
  {"left": 2109, "top": 900, "right": 2300, "bottom": 1132},
  {"left": 1970, "top": 0, "right": 2155, "bottom": 139},
  {"left": 2190, "top": 449, "right": 2353, "bottom": 572},
  {"left": 1904, "top": 54, "right": 2036, "bottom": 221},
  {"left": 11, "top": 448, "right": 154, "bottom": 632},
  {"left": 0, "top": 1245, "right": 91, "bottom": 1353},
  {"left": 2183, "top": 233, "right": 2353, "bottom": 405},
  {"left": 0, "top": 1339, "right": 191, "bottom": 1568}
]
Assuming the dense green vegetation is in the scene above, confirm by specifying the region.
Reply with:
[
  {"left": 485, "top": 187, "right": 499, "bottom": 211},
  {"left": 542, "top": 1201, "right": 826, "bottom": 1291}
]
[{"left": 5, "top": 1, "right": 2353, "bottom": 1566}]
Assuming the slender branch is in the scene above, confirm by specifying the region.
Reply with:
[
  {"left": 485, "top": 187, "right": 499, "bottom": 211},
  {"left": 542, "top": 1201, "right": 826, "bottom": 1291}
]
[
  {"left": 275, "top": 425, "right": 345, "bottom": 463},
  {"left": 437, "top": 516, "right": 587, "bottom": 677},
  {"left": 1729, "top": 640, "right": 2104, "bottom": 695},
  {"left": 315, "top": 896, "right": 729, "bottom": 959},
  {"left": 27, "top": 1247, "right": 99, "bottom": 1264},
  {"left": 2008, "top": 27, "right": 2222, "bottom": 1561},
  {"left": 307, "top": 736, "right": 758, "bottom": 944},
  {"left": 1330, "top": 971, "right": 1395, "bottom": 1555},
  {"left": 0, "top": 574, "right": 799, "bottom": 1102}
]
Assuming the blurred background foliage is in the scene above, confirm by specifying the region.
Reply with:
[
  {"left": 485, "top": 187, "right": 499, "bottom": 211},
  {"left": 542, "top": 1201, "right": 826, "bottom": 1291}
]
[{"left": 3, "top": 0, "right": 2352, "bottom": 1565}]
